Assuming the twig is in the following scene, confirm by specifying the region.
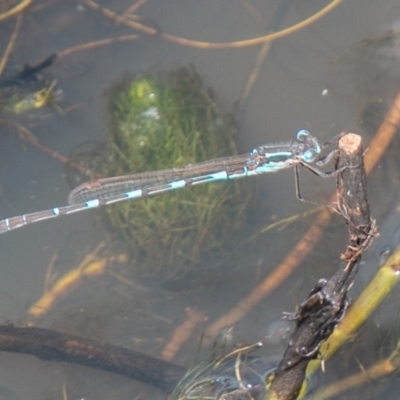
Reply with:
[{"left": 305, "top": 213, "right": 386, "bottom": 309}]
[
  {"left": 266, "top": 133, "right": 376, "bottom": 400},
  {"left": 27, "top": 248, "right": 127, "bottom": 325},
  {"left": 310, "top": 242, "right": 400, "bottom": 374},
  {"left": 311, "top": 340, "right": 400, "bottom": 400},
  {"left": 80, "top": 0, "right": 342, "bottom": 49},
  {"left": 14, "top": 124, "right": 90, "bottom": 176},
  {"left": 161, "top": 307, "right": 208, "bottom": 361},
  {"left": 57, "top": 35, "right": 140, "bottom": 58},
  {"left": 0, "top": 14, "right": 22, "bottom": 77},
  {"left": 123, "top": 0, "right": 147, "bottom": 16},
  {"left": 0, "top": 0, "right": 31, "bottom": 22},
  {"left": 0, "top": 324, "right": 185, "bottom": 393},
  {"left": 336, "top": 133, "right": 372, "bottom": 248}
]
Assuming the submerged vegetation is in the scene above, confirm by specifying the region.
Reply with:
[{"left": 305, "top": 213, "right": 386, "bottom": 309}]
[
  {"left": 102, "top": 66, "right": 252, "bottom": 277},
  {"left": 170, "top": 344, "right": 277, "bottom": 400}
]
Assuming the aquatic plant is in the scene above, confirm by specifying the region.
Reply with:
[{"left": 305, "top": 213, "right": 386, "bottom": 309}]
[
  {"left": 170, "top": 344, "right": 277, "bottom": 400},
  {"left": 103, "top": 66, "right": 252, "bottom": 277}
]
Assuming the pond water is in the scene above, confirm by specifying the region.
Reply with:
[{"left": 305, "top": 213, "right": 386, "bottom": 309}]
[{"left": 1, "top": 1, "right": 400, "bottom": 399}]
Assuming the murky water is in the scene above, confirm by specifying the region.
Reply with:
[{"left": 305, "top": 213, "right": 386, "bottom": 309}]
[{"left": 1, "top": 1, "right": 400, "bottom": 399}]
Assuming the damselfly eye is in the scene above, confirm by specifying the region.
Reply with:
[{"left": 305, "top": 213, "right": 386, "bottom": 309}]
[
  {"left": 302, "top": 149, "right": 317, "bottom": 163},
  {"left": 296, "top": 129, "right": 310, "bottom": 142}
]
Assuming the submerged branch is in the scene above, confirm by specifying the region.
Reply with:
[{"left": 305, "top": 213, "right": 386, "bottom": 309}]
[
  {"left": 0, "top": 324, "right": 185, "bottom": 393},
  {"left": 80, "top": 0, "right": 342, "bottom": 49},
  {"left": 266, "top": 133, "right": 376, "bottom": 400}
]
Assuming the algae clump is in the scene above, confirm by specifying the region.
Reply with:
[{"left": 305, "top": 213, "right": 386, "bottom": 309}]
[{"left": 103, "top": 66, "right": 251, "bottom": 277}]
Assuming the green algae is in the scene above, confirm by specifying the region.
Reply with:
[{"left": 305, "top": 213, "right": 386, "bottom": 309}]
[{"left": 103, "top": 66, "right": 252, "bottom": 277}]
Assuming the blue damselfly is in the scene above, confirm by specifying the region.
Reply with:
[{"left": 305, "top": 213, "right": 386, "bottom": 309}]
[{"left": 0, "top": 130, "right": 331, "bottom": 234}]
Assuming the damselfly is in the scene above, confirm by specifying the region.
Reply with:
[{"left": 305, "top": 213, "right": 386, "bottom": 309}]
[{"left": 0, "top": 130, "right": 332, "bottom": 234}]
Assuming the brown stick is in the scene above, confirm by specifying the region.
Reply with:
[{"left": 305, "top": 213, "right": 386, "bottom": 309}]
[
  {"left": 336, "top": 133, "right": 371, "bottom": 247},
  {"left": 160, "top": 307, "right": 208, "bottom": 361},
  {"left": 266, "top": 133, "right": 376, "bottom": 400},
  {"left": 80, "top": 0, "right": 342, "bottom": 49},
  {"left": 0, "top": 324, "right": 185, "bottom": 393}
]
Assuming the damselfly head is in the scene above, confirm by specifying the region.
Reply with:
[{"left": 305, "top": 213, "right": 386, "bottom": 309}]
[{"left": 296, "top": 130, "right": 321, "bottom": 163}]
